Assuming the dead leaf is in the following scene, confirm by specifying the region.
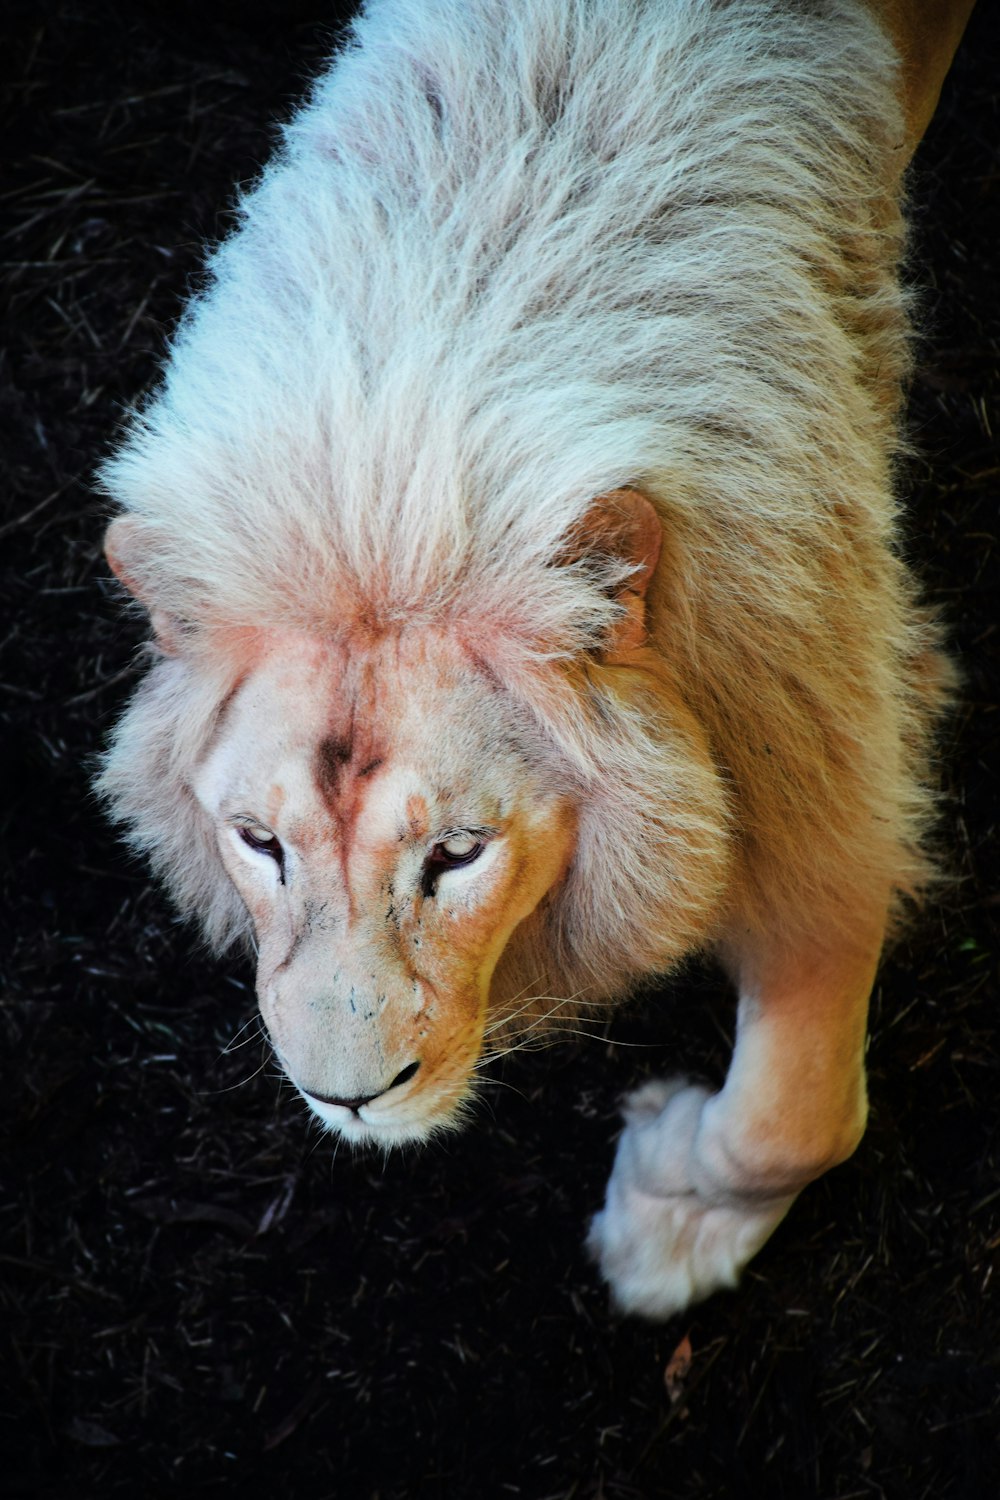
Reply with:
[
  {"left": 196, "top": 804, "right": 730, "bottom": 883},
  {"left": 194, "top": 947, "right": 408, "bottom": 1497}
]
[{"left": 664, "top": 1332, "right": 693, "bottom": 1406}]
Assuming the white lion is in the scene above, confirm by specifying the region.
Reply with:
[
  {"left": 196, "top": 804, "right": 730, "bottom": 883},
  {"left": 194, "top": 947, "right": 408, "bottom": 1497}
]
[{"left": 99, "top": 0, "right": 972, "bottom": 1318}]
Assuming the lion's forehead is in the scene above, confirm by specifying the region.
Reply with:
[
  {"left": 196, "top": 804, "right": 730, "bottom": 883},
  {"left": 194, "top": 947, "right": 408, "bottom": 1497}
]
[
  {"left": 202, "top": 703, "right": 516, "bottom": 851},
  {"left": 197, "top": 629, "right": 544, "bottom": 857}
]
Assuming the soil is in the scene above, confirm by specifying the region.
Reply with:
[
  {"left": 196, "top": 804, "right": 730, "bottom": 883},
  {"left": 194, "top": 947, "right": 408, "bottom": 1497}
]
[{"left": 3, "top": 4, "right": 998, "bottom": 1498}]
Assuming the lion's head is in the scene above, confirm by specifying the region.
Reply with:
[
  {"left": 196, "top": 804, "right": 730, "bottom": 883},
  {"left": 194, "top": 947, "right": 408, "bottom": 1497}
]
[
  {"left": 192, "top": 628, "right": 578, "bottom": 1143},
  {"left": 101, "top": 496, "right": 730, "bottom": 1144}
]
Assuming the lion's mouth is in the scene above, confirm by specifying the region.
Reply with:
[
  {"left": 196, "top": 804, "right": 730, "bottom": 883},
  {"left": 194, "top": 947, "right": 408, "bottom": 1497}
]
[
  {"left": 297, "top": 1057, "right": 423, "bottom": 1114},
  {"left": 279, "top": 1050, "right": 476, "bottom": 1147},
  {"left": 296, "top": 1087, "right": 468, "bottom": 1146}
]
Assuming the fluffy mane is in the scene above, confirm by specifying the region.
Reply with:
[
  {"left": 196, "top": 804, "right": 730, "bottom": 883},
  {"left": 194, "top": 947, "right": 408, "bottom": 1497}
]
[{"left": 99, "top": 0, "right": 949, "bottom": 991}]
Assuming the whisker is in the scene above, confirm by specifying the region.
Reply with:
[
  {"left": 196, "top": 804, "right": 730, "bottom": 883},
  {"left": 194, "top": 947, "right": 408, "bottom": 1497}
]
[
  {"left": 476, "top": 1009, "right": 662, "bottom": 1070},
  {"left": 505, "top": 1022, "right": 658, "bottom": 1051},
  {"left": 478, "top": 1034, "right": 571, "bottom": 1067},
  {"left": 218, "top": 1013, "right": 265, "bottom": 1056},
  {"left": 475, "top": 1026, "right": 582, "bottom": 1068},
  {"left": 481, "top": 977, "right": 550, "bottom": 1037},
  {"left": 472, "top": 1074, "right": 530, "bottom": 1103},
  {"left": 484, "top": 984, "right": 598, "bottom": 1039},
  {"left": 483, "top": 979, "right": 608, "bottom": 1035},
  {"left": 201, "top": 1047, "right": 271, "bottom": 1095}
]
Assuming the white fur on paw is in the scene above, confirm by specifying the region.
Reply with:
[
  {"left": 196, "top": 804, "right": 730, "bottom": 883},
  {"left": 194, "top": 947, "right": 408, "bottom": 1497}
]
[{"left": 587, "top": 1081, "right": 796, "bottom": 1320}]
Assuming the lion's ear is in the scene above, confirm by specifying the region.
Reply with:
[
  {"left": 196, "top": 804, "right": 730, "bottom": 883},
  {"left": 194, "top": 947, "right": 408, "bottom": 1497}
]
[
  {"left": 567, "top": 487, "right": 662, "bottom": 660},
  {"left": 105, "top": 516, "right": 185, "bottom": 655}
]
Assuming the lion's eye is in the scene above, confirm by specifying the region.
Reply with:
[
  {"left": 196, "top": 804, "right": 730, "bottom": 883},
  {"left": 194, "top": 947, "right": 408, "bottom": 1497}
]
[
  {"left": 434, "top": 834, "right": 483, "bottom": 865},
  {"left": 422, "top": 832, "right": 485, "bottom": 899},
  {"left": 238, "top": 825, "right": 284, "bottom": 866}
]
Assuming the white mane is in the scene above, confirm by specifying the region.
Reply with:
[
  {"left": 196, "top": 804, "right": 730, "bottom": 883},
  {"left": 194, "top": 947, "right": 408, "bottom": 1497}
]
[{"left": 101, "top": 0, "right": 905, "bottom": 652}]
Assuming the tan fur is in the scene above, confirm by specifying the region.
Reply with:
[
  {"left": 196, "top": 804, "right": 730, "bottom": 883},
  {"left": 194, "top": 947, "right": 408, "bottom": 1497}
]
[{"left": 869, "top": 0, "right": 977, "bottom": 152}]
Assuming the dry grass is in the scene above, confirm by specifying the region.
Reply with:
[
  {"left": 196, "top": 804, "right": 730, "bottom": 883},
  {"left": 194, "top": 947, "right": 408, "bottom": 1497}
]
[{"left": 2, "top": 3, "right": 998, "bottom": 1497}]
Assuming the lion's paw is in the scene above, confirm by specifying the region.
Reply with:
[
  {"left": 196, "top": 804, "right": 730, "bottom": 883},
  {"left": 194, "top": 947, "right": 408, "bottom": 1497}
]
[{"left": 587, "top": 1081, "right": 795, "bottom": 1319}]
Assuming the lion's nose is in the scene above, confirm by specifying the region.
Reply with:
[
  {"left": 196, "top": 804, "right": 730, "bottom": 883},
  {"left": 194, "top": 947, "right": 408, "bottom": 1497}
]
[{"left": 302, "top": 1059, "right": 421, "bottom": 1113}]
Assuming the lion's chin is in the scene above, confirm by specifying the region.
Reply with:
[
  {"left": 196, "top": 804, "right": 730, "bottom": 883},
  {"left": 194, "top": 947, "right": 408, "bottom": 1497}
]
[{"left": 293, "top": 1082, "right": 472, "bottom": 1149}]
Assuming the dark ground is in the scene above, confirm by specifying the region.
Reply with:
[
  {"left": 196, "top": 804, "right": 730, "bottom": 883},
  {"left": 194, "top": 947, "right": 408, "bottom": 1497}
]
[{"left": 2, "top": 3, "right": 999, "bottom": 1497}]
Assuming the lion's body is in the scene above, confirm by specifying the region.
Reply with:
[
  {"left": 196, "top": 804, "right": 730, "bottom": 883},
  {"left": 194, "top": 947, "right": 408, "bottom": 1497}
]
[{"left": 101, "top": 0, "right": 965, "bottom": 1316}]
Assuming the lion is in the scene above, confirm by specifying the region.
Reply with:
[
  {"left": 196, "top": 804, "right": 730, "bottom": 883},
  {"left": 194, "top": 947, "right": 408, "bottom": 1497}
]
[{"left": 99, "top": 0, "right": 972, "bottom": 1318}]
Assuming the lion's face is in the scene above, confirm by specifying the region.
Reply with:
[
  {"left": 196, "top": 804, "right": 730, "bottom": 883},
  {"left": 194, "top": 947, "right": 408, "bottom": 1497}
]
[{"left": 193, "top": 629, "right": 576, "bottom": 1144}]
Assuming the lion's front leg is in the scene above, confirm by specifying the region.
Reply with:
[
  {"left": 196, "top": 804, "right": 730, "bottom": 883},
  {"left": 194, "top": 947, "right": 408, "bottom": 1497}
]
[
  {"left": 588, "top": 926, "right": 882, "bottom": 1319},
  {"left": 587, "top": 1078, "right": 800, "bottom": 1317}
]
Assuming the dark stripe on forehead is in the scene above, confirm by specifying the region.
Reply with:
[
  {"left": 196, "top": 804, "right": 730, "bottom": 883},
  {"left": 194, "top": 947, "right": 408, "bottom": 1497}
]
[
  {"left": 313, "top": 689, "right": 385, "bottom": 852},
  {"left": 316, "top": 734, "right": 354, "bottom": 801},
  {"left": 313, "top": 729, "right": 365, "bottom": 916}
]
